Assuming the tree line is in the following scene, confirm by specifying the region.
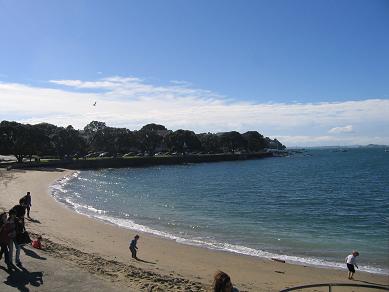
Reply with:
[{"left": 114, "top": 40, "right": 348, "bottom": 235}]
[{"left": 0, "top": 120, "right": 285, "bottom": 163}]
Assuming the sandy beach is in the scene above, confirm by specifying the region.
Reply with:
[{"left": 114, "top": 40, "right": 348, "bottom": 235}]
[{"left": 0, "top": 169, "right": 388, "bottom": 291}]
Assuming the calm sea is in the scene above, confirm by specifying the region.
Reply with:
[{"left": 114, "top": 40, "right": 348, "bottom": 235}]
[{"left": 51, "top": 148, "right": 389, "bottom": 274}]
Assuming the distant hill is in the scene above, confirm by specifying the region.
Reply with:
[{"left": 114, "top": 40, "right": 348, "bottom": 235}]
[
  {"left": 362, "top": 144, "right": 389, "bottom": 148},
  {"left": 291, "top": 144, "right": 388, "bottom": 149}
]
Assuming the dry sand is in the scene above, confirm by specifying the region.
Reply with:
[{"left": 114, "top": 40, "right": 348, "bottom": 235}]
[{"left": 0, "top": 169, "right": 388, "bottom": 291}]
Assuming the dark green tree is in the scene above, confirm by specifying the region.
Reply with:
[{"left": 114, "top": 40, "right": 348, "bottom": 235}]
[
  {"left": 219, "top": 131, "right": 247, "bottom": 153},
  {"left": 52, "top": 125, "right": 86, "bottom": 159},
  {"left": 135, "top": 129, "right": 162, "bottom": 155},
  {"left": 26, "top": 125, "right": 51, "bottom": 160},
  {"left": 84, "top": 121, "right": 107, "bottom": 136},
  {"left": 33, "top": 123, "right": 59, "bottom": 156},
  {"left": 0, "top": 121, "right": 34, "bottom": 162},
  {"left": 83, "top": 121, "right": 106, "bottom": 150},
  {"left": 242, "top": 131, "right": 268, "bottom": 152},
  {"left": 197, "top": 133, "right": 221, "bottom": 153},
  {"left": 265, "top": 138, "right": 286, "bottom": 150},
  {"left": 140, "top": 123, "right": 167, "bottom": 132},
  {"left": 165, "top": 130, "right": 201, "bottom": 154},
  {"left": 106, "top": 127, "right": 136, "bottom": 156}
]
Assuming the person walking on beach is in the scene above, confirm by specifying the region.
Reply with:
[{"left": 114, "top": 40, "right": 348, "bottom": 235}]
[
  {"left": 129, "top": 235, "right": 139, "bottom": 259},
  {"left": 20, "top": 192, "right": 32, "bottom": 218},
  {"left": 3, "top": 211, "right": 16, "bottom": 267},
  {"left": 13, "top": 215, "right": 30, "bottom": 266},
  {"left": 345, "top": 251, "right": 359, "bottom": 280}
]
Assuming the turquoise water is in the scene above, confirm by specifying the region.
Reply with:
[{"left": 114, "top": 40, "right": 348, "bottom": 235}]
[{"left": 52, "top": 148, "right": 389, "bottom": 274}]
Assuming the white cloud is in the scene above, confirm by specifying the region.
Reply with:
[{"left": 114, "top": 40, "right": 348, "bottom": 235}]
[
  {"left": 1, "top": 76, "right": 389, "bottom": 146},
  {"left": 328, "top": 125, "right": 353, "bottom": 134}
]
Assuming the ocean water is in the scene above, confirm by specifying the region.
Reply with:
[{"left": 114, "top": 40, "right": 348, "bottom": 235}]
[{"left": 51, "top": 148, "right": 389, "bottom": 274}]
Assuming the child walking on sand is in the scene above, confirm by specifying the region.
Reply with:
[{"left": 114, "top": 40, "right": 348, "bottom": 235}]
[
  {"left": 129, "top": 235, "right": 139, "bottom": 259},
  {"left": 345, "top": 251, "right": 359, "bottom": 279}
]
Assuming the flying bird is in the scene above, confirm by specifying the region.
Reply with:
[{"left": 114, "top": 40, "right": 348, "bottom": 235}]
[{"left": 93, "top": 101, "right": 96, "bottom": 106}]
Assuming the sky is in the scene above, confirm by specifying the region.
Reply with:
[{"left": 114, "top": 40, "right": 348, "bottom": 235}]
[{"left": 0, "top": 0, "right": 388, "bottom": 147}]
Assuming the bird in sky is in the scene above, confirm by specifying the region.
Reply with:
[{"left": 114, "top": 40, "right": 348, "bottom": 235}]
[{"left": 93, "top": 101, "right": 96, "bottom": 106}]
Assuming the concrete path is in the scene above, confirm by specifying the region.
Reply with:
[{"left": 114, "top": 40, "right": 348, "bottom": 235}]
[{"left": 0, "top": 246, "right": 127, "bottom": 292}]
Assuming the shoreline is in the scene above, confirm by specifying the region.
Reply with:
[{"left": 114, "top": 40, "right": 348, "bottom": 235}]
[
  {"left": 52, "top": 170, "right": 388, "bottom": 276},
  {"left": 1, "top": 169, "right": 388, "bottom": 291}
]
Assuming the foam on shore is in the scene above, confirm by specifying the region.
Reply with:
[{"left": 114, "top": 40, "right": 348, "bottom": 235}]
[{"left": 51, "top": 171, "right": 388, "bottom": 276}]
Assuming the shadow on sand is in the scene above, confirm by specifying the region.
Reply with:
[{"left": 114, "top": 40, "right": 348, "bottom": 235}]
[
  {"left": 25, "top": 168, "right": 66, "bottom": 173},
  {"left": 354, "top": 279, "right": 389, "bottom": 287},
  {"left": 22, "top": 246, "right": 46, "bottom": 261},
  {"left": 135, "top": 257, "right": 156, "bottom": 264},
  {"left": 25, "top": 217, "right": 41, "bottom": 224},
  {"left": 1, "top": 265, "right": 43, "bottom": 292}
]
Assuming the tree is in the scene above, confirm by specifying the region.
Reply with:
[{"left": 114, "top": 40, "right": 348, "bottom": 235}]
[
  {"left": 52, "top": 126, "right": 86, "bottom": 159},
  {"left": 165, "top": 130, "right": 201, "bottom": 154},
  {"left": 197, "top": 133, "right": 221, "bottom": 153},
  {"left": 0, "top": 121, "right": 34, "bottom": 163},
  {"left": 83, "top": 121, "right": 107, "bottom": 151},
  {"left": 82, "top": 121, "right": 106, "bottom": 153},
  {"left": 26, "top": 125, "right": 51, "bottom": 160},
  {"left": 33, "top": 122, "right": 59, "bottom": 137},
  {"left": 140, "top": 123, "right": 167, "bottom": 132},
  {"left": 135, "top": 129, "right": 162, "bottom": 155},
  {"left": 83, "top": 122, "right": 139, "bottom": 155},
  {"left": 1, "top": 120, "right": 287, "bottom": 161},
  {"left": 242, "top": 131, "right": 268, "bottom": 152},
  {"left": 84, "top": 121, "right": 107, "bottom": 136},
  {"left": 219, "top": 131, "right": 247, "bottom": 153},
  {"left": 265, "top": 138, "right": 286, "bottom": 150},
  {"left": 32, "top": 123, "right": 58, "bottom": 156},
  {"left": 107, "top": 127, "right": 136, "bottom": 156}
]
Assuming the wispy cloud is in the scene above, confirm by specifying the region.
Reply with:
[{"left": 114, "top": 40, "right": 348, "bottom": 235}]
[
  {"left": 328, "top": 125, "right": 353, "bottom": 134},
  {"left": 1, "top": 76, "right": 389, "bottom": 146},
  {"left": 50, "top": 76, "right": 143, "bottom": 90}
]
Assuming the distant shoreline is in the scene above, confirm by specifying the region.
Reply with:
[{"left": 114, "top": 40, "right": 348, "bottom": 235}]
[{"left": 3, "top": 152, "right": 274, "bottom": 170}]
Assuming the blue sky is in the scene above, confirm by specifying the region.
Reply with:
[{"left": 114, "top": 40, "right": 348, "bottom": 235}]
[{"left": 0, "top": 0, "right": 388, "bottom": 146}]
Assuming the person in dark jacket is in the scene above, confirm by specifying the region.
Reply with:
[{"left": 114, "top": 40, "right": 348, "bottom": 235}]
[
  {"left": 20, "top": 192, "right": 32, "bottom": 218},
  {"left": 129, "top": 235, "right": 139, "bottom": 259},
  {"left": 2, "top": 211, "right": 16, "bottom": 267},
  {"left": 9, "top": 203, "right": 26, "bottom": 220},
  {"left": 0, "top": 211, "right": 11, "bottom": 265},
  {"left": 13, "top": 217, "right": 28, "bottom": 266}
]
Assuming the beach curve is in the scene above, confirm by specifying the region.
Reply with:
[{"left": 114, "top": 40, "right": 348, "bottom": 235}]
[{"left": 1, "top": 168, "right": 388, "bottom": 291}]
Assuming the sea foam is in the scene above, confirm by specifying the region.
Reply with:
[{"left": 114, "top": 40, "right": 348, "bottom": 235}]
[{"left": 50, "top": 171, "right": 388, "bottom": 275}]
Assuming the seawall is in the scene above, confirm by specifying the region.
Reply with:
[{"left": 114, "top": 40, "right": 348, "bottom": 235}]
[{"left": 5, "top": 152, "right": 273, "bottom": 170}]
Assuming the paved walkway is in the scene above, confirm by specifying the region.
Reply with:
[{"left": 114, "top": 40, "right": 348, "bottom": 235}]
[{"left": 0, "top": 246, "right": 126, "bottom": 292}]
